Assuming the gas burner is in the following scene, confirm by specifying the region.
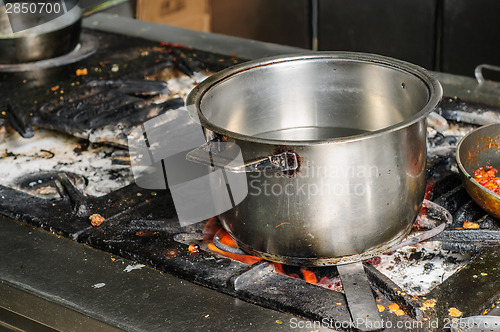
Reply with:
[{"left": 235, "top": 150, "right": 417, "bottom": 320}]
[
  {"left": 272, "top": 261, "right": 344, "bottom": 292},
  {"left": 176, "top": 200, "right": 476, "bottom": 302},
  {"left": 209, "top": 200, "right": 452, "bottom": 264},
  {"left": 0, "top": 33, "right": 98, "bottom": 73},
  {"left": 15, "top": 171, "right": 87, "bottom": 199}
]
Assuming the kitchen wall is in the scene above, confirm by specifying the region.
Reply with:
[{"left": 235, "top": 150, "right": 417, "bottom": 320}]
[
  {"left": 210, "top": 0, "right": 500, "bottom": 78},
  {"left": 316, "top": 0, "right": 436, "bottom": 70},
  {"left": 440, "top": 0, "right": 500, "bottom": 77},
  {"left": 80, "top": 0, "right": 500, "bottom": 77}
]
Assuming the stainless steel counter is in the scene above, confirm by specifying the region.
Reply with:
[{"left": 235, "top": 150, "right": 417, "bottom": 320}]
[{"left": 0, "top": 217, "right": 328, "bottom": 331}]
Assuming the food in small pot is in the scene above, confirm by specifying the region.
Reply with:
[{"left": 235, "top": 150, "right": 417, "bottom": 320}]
[
  {"left": 473, "top": 166, "right": 500, "bottom": 195},
  {"left": 456, "top": 123, "right": 500, "bottom": 219}
]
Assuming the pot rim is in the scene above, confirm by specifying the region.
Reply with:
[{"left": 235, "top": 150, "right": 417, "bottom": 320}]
[{"left": 187, "top": 51, "right": 443, "bottom": 146}]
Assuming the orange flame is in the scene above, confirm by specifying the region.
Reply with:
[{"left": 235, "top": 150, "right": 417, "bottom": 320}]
[
  {"left": 219, "top": 232, "right": 237, "bottom": 246},
  {"left": 203, "top": 218, "right": 261, "bottom": 265},
  {"left": 300, "top": 267, "right": 318, "bottom": 285},
  {"left": 274, "top": 263, "right": 343, "bottom": 290},
  {"left": 207, "top": 242, "right": 261, "bottom": 265},
  {"left": 274, "top": 262, "right": 285, "bottom": 275}
]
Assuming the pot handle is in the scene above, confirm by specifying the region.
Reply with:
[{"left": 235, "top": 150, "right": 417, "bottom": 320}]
[
  {"left": 474, "top": 64, "right": 500, "bottom": 85},
  {"left": 186, "top": 140, "right": 298, "bottom": 173}
]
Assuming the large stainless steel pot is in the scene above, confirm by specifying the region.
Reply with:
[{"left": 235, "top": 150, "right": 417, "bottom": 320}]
[{"left": 186, "top": 52, "right": 442, "bottom": 266}]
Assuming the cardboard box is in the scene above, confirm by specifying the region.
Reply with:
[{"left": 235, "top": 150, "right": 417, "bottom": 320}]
[{"left": 136, "top": 0, "right": 211, "bottom": 32}]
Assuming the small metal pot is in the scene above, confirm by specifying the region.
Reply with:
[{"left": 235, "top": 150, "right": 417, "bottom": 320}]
[
  {"left": 456, "top": 123, "right": 500, "bottom": 219},
  {"left": 187, "top": 52, "right": 442, "bottom": 266},
  {"left": 0, "top": 5, "right": 81, "bottom": 64}
]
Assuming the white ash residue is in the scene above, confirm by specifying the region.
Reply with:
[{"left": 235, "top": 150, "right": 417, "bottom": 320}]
[
  {"left": 0, "top": 128, "right": 133, "bottom": 197},
  {"left": 371, "top": 241, "right": 471, "bottom": 296}
]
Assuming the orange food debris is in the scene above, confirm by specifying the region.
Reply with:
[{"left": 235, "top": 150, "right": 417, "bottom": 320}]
[
  {"left": 111, "top": 257, "right": 116, "bottom": 262},
  {"left": 421, "top": 299, "right": 437, "bottom": 311},
  {"left": 388, "top": 303, "right": 399, "bottom": 311},
  {"left": 89, "top": 213, "right": 105, "bottom": 226},
  {"left": 188, "top": 244, "right": 200, "bottom": 253},
  {"left": 388, "top": 303, "right": 405, "bottom": 316},
  {"left": 377, "top": 304, "right": 385, "bottom": 312},
  {"left": 275, "top": 222, "right": 290, "bottom": 228},
  {"left": 448, "top": 307, "right": 462, "bottom": 317},
  {"left": 336, "top": 302, "right": 342, "bottom": 306},
  {"left": 76, "top": 68, "right": 88, "bottom": 76},
  {"left": 463, "top": 220, "right": 480, "bottom": 229},
  {"left": 135, "top": 230, "right": 158, "bottom": 237},
  {"left": 51, "top": 85, "right": 59, "bottom": 91}
]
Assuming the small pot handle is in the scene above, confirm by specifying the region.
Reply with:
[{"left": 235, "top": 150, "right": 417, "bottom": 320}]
[
  {"left": 186, "top": 140, "right": 298, "bottom": 173},
  {"left": 474, "top": 64, "right": 500, "bottom": 85}
]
